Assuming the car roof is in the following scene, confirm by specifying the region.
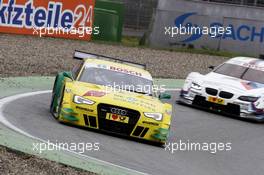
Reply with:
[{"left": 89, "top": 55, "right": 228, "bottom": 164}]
[
  {"left": 83, "top": 58, "right": 153, "bottom": 80},
  {"left": 227, "top": 57, "right": 264, "bottom": 68}
]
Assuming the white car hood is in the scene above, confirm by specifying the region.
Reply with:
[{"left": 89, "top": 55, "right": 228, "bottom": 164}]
[{"left": 200, "top": 72, "right": 264, "bottom": 95}]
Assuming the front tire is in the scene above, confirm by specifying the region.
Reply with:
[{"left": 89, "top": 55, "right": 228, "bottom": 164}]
[
  {"left": 50, "top": 74, "right": 65, "bottom": 120},
  {"left": 50, "top": 92, "right": 59, "bottom": 119},
  {"left": 50, "top": 76, "right": 58, "bottom": 118},
  {"left": 50, "top": 86, "right": 65, "bottom": 120}
]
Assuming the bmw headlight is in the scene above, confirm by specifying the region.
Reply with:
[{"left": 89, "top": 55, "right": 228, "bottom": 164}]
[
  {"left": 144, "top": 112, "right": 163, "bottom": 121},
  {"left": 73, "top": 95, "right": 95, "bottom": 105},
  {"left": 238, "top": 96, "right": 259, "bottom": 102},
  {"left": 191, "top": 82, "right": 202, "bottom": 90}
]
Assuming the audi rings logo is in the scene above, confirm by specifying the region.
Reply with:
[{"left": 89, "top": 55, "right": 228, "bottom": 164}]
[{"left": 110, "top": 108, "right": 127, "bottom": 116}]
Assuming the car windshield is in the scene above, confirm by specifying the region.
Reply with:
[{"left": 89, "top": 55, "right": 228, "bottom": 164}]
[
  {"left": 214, "top": 63, "right": 264, "bottom": 84},
  {"left": 214, "top": 63, "right": 247, "bottom": 78},
  {"left": 79, "top": 67, "right": 153, "bottom": 95},
  {"left": 242, "top": 68, "right": 264, "bottom": 84}
]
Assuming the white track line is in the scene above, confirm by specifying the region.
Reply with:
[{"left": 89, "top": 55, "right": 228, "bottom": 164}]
[
  {"left": 165, "top": 88, "right": 181, "bottom": 91},
  {"left": 0, "top": 91, "right": 147, "bottom": 175}
]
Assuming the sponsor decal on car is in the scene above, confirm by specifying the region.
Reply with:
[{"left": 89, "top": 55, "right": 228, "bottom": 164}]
[
  {"left": 76, "top": 106, "right": 93, "bottom": 112},
  {"left": 142, "top": 121, "right": 159, "bottom": 126},
  {"left": 241, "top": 81, "right": 264, "bottom": 90},
  {"left": 109, "top": 66, "right": 143, "bottom": 77},
  {"left": 113, "top": 94, "right": 156, "bottom": 111},
  {"left": 242, "top": 63, "right": 264, "bottom": 71},
  {"left": 86, "top": 63, "right": 145, "bottom": 78},
  {"left": 83, "top": 90, "right": 106, "bottom": 97}
]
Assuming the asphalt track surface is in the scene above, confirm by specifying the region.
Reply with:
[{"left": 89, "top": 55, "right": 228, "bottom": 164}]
[{"left": 2, "top": 91, "right": 264, "bottom": 175}]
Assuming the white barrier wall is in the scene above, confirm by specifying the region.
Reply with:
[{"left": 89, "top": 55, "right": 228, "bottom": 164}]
[{"left": 148, "top": 0, "right": 264, "bottom": 56}]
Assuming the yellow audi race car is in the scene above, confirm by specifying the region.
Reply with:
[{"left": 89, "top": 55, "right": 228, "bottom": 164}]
[{"left": 50, "top": 51, "right": 172, "bottom": 144}]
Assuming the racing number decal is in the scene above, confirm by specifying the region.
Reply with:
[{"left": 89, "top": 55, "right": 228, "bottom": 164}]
[
  {"left": 119, "top": 116, "right": 126, "bottom": 121},
  {"left": 218, "top": 99, "right": 224, "bottom": 103},
  {"left": 106, "top": 113, "right": 129, "bottom": 123},
  {"left": 208, "top": 97, "right": 225, "bottom": 105}
]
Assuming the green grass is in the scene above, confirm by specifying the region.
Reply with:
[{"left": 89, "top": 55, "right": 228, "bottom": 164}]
[
  {"left": 92, "top": 36, "right": 249, "bottom": 58},
  {"left": 121, "top": 36, "right": 140, "bottom": 47},
  {"left": 162, "top": 47, "right": 245, "bottom": 58},
  {"left": 91, "top": 36, "right": 140, "bottom": 47}
]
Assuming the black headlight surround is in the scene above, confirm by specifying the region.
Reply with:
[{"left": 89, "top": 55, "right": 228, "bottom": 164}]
[{"left": 238, "top": 96, "right": 259, "bottom": 102}]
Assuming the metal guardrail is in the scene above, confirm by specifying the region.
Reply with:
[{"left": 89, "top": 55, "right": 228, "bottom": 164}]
[
  {"left": 106, "top": 0, "right": 264, "bottom": 32},
  {"left": 198, "top": 0, "right": 264, "bottom": 7},
  {"left": 110, "top": 0, "right": 158, "bottom": 30}
]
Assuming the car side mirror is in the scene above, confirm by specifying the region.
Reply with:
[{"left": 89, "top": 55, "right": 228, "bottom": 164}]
[
  {"left": 208, "top": 65, "right": 215, "bottom": 70},
  {"left": 159, "top": 93, "right": 171, "bottom": 100},
  {"left": 63, "top": 71, "right": 73, "bottom": 80}
]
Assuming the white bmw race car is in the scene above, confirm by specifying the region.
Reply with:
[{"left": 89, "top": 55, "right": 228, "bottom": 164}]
[{"left": 179, "top": 57, "right": 264, "bottom": 122}]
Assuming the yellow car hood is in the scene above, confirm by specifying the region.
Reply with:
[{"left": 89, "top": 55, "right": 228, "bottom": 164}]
[{"left": 66, "top": 81, "right": 166, "bottom": 112}]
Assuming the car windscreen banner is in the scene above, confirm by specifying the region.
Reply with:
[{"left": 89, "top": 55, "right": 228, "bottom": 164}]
[{"left": 0, "top": 0, "right": 95, "bottom": 40}]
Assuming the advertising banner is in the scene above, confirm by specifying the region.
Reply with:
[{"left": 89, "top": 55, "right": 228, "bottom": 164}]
[
  {"left": 0, "top": 0, "right": 95, "bottom": 40},
  {"left": 149, "top": 0, "right": 264, "bottom": 56}
]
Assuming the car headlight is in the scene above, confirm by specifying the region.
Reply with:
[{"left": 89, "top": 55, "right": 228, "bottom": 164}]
[
  {"left": 144, "top": 112, "right": 163, "bottom": 121},
  {"left": 191, "top": 82, "right": 202, "bottom": 90},
  {"left": 73, "top": 95, "right": 95, "bottom": 105},
  {"left": 238, "top": 96, "right": 259, "bottom": 102}
]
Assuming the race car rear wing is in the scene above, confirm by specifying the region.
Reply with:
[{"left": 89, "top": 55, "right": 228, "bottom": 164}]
[{"left": 73, "top": 50, "right": 147, "bottom": 70}]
